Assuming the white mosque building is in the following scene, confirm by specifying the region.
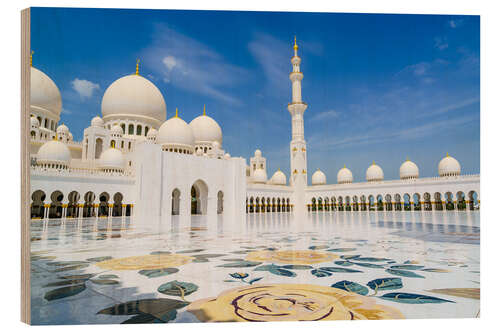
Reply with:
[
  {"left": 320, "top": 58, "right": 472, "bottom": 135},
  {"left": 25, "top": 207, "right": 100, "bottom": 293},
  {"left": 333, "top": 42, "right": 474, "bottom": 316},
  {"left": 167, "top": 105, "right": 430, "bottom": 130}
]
[{"left": 29, "top": 39, "right": 480, "bottom": 221}]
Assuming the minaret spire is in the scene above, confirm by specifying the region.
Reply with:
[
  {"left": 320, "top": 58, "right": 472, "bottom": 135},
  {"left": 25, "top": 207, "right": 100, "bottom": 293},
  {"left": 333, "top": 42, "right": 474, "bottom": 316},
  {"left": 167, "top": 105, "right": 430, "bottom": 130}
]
[
  {"left": 135, "top": 58, "right": 140, "bottom": 75},
  {"left": 288, "top": 36, "right": 308, "bottom": 192}
]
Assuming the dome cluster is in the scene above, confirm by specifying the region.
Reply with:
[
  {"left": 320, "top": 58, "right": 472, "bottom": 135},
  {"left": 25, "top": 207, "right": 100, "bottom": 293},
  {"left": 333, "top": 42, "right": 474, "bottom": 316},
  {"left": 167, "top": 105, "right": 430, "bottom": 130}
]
[
  {"left": 314, "top": 154, "right": 461, "bottom": 186},
  {"left": 157, "top": 107, "right": 223, "bottom": 155}
]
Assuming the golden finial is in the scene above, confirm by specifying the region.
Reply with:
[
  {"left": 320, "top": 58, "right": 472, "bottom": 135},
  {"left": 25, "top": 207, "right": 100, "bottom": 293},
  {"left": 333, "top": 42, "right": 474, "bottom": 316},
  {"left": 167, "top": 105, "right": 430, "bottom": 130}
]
[
  {"left": 30, "top": 51, "right": 34, "bottom": 67},
  {"left": 203, "top": 104, "right": 206, "bottom": 116},
  {"left": 175, "top": 108, "right": 178, "bottom": 118},
  {"left": 406, "top": 156, "right": 410, "bottom": 162},
  {"left": 293, "top": 36, "right": 298, "bottom": 52},
  {"left": 135, "top": 58, "right": 140, "bottom": 75},
  {"left": 344, "top": 164, "right": 346, "bottom": 168},
  {"left": 372, "top": 160, "right": 376, "bottom": 165},
  {"left": 446, "top": 152, "right": 449, "bottom": 157}
]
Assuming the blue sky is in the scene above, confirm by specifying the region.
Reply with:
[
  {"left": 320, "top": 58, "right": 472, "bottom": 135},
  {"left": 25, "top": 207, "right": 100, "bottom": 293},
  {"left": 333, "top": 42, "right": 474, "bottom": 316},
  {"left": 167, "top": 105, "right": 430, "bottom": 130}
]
[{"left": 31, "top": 8, "right": 480, "bottom": 182}]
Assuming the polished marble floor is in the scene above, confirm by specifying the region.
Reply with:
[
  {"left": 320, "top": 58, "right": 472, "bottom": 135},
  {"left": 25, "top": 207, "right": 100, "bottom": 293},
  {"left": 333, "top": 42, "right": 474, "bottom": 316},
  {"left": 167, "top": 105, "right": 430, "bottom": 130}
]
[{"left": 30, "top": 211, "right": 480, "bottom": 324}]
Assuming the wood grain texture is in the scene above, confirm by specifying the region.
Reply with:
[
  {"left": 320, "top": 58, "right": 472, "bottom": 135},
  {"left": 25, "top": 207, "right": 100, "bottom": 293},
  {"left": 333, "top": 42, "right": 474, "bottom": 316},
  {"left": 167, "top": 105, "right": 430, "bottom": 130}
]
[{"left": 21, "top": 7, "right": 31, "bottom": 325}]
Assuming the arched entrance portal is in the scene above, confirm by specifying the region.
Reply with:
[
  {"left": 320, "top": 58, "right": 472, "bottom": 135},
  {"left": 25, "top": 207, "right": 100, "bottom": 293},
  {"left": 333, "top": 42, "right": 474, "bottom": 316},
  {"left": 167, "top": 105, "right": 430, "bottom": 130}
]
[
  {"left": 217, "top": 191, "right": 224, "bottom": 214},
  {"left": 31, "top": 190, "right": 46, "bottom": 218},
  {"left": 191, "top": 180, "right": 208, "bottom": 215},
  {"left": 172, "top": 188, "right": 180, "bottom": 215}
]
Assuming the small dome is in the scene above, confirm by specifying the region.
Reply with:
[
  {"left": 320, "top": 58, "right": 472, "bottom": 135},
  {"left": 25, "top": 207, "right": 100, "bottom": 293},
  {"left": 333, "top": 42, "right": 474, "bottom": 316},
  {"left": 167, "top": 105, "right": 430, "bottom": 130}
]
[
  {"left": 254, "top": 149, "right": 262, "bottom": 157},
  {"left": 311, "top": 169, "right": 326, "bottom": 185},
  {"left": 366, "top": 162, "right": 384, "bottom": 182},
  {"left": 30, "top": 116, "right": 40, "bottom": 128},
  {"left": 146, "top": 128, "right": 158, "bottom": 139},
  {"left": 189, "top": 112, "right": 222, "bottom": 146},
  {"left": 438, "top": 153, "right": 461, "bottom": 177},
  {"left": 110, "top": 125, "right": 123, "bottom": 136},
  {"left": 400, "top": 159, "right": 419, "bottom": 179},
  {"left": 68, "top": 132, "right": 73, "bottom": 141},
  {"left": 99, "top": 147, "right": 125, "bottom": 171},
  {"left": 91, "top": 116, "right": 104, "bottom": 127},
  {"left": 30, "top": 67, "right": 62, "bottom": 117},
  {"left": 37, "top": 139, "right": 71, "bottom": 167},
  {"left": 337, "top": 166, "right": 353, "bottom": 184},
  {"left": 56, "top": 123, "right": 69, "bottom": 134},
  {"left": 253, "top": 168, "right": 267, "bottom": 184},
  {"left": 224, "top": 153, "right": 231, "bottom": 160},
  {"left": 157, "top": 112, "right": 195, "bottom": 152},
  {"left": 212, "top": 141, "right": 221, "bottom": 150},
  {"left": 101, "top": 74, "right": 166, "bottom": 124},
  {"left": 271, "top": 169, "right": 287, "bottom": 185}
]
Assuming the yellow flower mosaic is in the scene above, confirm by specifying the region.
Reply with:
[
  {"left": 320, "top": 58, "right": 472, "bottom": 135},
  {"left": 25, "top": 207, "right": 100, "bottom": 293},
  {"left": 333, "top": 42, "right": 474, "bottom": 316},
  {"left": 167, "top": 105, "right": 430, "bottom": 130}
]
[
  {"left": 246, "top": 250, "right": 338, "bottom": 265},
  {"left": 187, "top": 284, "right": 404, "bottom": 321},
  {"left": 95, "top": 253, "right": 193, "bottom": 270}
]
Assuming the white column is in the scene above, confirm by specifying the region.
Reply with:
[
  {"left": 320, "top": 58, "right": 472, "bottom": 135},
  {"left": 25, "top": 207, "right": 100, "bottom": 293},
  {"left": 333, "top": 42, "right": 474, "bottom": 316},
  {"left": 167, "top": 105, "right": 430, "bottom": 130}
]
[
  {"left": 44, "top": 204, "right": 50, "bottom": 219},
  {"left": 207, "top": 196, "right": 217, "bottom": 216},
  {"left": 78, "top": 203, "right": 84, "bottom": 218},
  {"left": 62, "top": 203, "right": 68, "bottom": 219}
]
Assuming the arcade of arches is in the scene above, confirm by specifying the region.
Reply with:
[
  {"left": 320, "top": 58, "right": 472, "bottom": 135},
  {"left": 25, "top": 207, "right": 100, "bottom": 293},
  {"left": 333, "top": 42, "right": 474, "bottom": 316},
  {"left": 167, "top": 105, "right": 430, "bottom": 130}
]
[
  {"left": 30, "top": 190, "right": 132, "bottom": 219},
  {"left": 306, "top": 191, "right": 479, "bottom": 212},
  {"left": 246, "top": 196, "right": 293, "bottom": 213}
]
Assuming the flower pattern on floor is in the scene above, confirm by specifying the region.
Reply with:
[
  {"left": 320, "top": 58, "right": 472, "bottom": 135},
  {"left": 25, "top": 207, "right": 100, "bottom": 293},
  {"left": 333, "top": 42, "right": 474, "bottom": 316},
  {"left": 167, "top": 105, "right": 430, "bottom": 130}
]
[
  {"left": 96, "top": 253, "right": 193, "bottom": 270},
  {"left": 245, "top": 250, "right": 338, "bottom": 265},
  {"left": 187, "top": 283, "right": 404, "bottom": 321}
]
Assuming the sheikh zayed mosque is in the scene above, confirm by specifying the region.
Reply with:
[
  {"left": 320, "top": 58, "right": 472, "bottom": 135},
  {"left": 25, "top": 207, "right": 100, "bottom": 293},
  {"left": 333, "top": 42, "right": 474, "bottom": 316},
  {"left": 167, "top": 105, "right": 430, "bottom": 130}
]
[{"left": 29, "top": 39, "right": 480, "bottom": 222}]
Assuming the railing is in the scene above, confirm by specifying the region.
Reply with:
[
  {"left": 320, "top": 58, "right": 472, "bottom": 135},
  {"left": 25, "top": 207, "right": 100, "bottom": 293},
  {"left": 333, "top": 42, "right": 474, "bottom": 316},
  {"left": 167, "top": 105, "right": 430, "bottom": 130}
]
[
  {"left": 306, "top": 174, "right": 480, "bottom": 191},
  {"left": 30, "top": 165, "right": 134, "bottom": 178}
]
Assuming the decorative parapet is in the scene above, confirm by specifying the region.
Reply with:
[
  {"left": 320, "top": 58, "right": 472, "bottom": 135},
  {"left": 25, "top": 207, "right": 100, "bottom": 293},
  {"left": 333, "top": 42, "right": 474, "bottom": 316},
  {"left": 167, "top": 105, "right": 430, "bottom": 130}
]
[
  {"left": 305, "top": 174, "right": 480, "bottom": 192},
  {"left": 30, "top": 165, "right": 134, "bottom": 178}
]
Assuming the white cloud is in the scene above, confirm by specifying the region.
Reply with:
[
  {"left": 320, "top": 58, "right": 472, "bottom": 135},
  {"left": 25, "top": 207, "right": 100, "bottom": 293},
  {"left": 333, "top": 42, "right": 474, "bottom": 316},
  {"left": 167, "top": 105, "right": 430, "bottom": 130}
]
[
  {"left": 71, "top": 78, "right": 100, "bottom": 99},
  {"left": 61, "top": 107, "right": 72, "bottom": 115},
  {"left": 141, "top": 24, "right": 248, "bottom": 106},
  {"left": 434, "top": 37, "right": 448, "bottom": 50},
  {"left": 448, "top": 19, "right": 464, "bottom": 29},
  {"left": 309, "top": 114, "right": 477, "bottom": 151},
  {"left": 248, "top": 33, "right": 290, "bottom": 94},
  {"left": 162, "top": 55, "right": 177, "bottom": 71},
  {"left": 311, "top": 109, "right": 340, "bottom": 122}
]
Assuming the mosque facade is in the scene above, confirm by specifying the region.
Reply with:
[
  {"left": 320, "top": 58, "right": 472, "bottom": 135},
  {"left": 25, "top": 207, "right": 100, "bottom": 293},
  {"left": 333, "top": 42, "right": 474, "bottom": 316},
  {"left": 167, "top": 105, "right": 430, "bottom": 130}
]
[{"left": 28, "top": 40, "right": 480, "bottom": 221}]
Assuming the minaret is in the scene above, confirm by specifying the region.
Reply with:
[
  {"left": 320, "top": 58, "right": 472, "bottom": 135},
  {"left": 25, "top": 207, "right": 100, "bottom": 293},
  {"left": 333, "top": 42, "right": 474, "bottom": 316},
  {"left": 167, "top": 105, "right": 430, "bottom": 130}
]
[{"left": 288, "top": 37, "right": 308, "bottom": 189}]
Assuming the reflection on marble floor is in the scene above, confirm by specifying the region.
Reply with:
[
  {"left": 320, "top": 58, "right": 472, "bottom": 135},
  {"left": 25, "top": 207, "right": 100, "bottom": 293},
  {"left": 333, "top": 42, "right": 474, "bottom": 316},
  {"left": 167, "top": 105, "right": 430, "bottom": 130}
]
[{"left": 30, "top": 211, "right": 480, "bottom": 325}]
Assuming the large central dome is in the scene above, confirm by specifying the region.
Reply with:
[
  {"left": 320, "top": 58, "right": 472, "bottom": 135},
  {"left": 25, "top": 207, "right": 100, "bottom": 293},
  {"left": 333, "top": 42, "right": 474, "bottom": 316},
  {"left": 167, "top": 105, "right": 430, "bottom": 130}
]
[
  {"left": 101, "top": 74, "right": 166, "bottom": 125},
  {"left": 31, "top": 67, "right": 62, "bottom": 117}
]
